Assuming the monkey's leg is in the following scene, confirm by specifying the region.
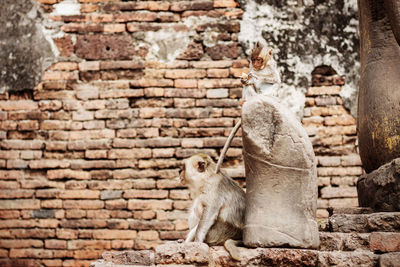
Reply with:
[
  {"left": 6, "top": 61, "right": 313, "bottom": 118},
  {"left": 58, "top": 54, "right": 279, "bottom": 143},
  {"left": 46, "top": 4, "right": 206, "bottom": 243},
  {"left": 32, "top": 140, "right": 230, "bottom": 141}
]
[
  {"left": 215, "top": 120, "right": 242, "bottom": 174},
  {"left": 194, "top": 205, "right": 220, "bottom": 242},
  {"left": 224, "top": 239, "right": 243, "bottom": 261},
  {"left": 185, "top": 225, "right": 197, "bottom": 242}
]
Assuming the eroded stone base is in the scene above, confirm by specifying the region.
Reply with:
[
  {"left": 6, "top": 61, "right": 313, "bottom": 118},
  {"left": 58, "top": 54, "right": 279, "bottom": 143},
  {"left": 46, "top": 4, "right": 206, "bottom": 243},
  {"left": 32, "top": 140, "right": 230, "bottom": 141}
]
[
  {"left": 357, "top": 158, "right": 400, "bottom": 211},
  {"left": 91, "top": 208, "right": 400, "bottom": 267}
]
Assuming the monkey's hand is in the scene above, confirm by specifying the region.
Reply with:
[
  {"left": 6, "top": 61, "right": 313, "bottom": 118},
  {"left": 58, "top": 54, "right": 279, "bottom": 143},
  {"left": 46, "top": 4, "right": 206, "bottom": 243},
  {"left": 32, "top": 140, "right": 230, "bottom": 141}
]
[{"left": 240, "top": 73, "right": 252, "bottom": 86}]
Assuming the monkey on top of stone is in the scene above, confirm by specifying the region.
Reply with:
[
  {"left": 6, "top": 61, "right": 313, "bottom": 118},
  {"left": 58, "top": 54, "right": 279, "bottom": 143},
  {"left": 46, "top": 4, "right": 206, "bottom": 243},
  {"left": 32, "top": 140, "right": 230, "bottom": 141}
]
[
  {"left": 241, "top": 39, "right": 281, "bottom": 102},
  {"left": 214, "top": 39, "right": 281, "bottom": 174}
]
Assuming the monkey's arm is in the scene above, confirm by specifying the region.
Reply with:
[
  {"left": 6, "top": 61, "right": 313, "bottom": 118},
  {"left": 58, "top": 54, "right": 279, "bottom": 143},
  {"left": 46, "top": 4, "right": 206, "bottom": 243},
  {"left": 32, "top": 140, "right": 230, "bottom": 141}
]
[
  {"left": 194, "top": 200, "right": 220, "bottom": 242},
  {"left": 215, "top": 120, "right": 242, "bottom": 173}
]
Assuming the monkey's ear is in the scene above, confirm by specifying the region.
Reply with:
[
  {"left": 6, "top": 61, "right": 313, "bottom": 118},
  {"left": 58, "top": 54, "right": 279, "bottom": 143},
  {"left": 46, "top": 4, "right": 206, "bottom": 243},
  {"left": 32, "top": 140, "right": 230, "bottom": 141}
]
[
  {"left": 268, "top": 49, "right": 272, "bottom": 56},
  {"left": 197, "top": 161, "right": 206, "bottom": 173}
]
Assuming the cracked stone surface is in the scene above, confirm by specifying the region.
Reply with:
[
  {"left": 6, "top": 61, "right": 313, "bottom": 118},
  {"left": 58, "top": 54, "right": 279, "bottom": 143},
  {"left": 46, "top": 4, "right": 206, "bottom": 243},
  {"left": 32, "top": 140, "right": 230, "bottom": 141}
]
[
  {"left": 241, "top": 96, "right": 319, "bottom": 248},
  {"left": 0, "top": 0, "right": 56, "bottom": 93}
]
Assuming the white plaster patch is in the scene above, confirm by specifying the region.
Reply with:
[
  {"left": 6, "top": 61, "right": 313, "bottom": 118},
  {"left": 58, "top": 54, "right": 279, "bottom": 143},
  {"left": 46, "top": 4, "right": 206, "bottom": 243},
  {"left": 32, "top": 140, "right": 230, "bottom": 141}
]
[
  {"left": 52, "top": 0, "right": 81, "bottom": 16},
  {"left": 143, "top": 30, "right": 191, "bottom": 62},
  {"left": 239, "top": 0, "right": 359, "bottom": 119},
  {"left": 142, "top": 16, "right": 221, "bottom": 62}
]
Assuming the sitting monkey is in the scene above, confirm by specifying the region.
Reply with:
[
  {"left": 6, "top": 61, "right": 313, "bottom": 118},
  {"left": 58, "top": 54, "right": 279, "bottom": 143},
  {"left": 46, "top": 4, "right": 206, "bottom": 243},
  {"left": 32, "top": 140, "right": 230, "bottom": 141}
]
[
  {"left": 215, "top": 40, "right": 281, "bottom": 173},
  {"left": 180, "top": 153, "right": 245, "bottom": 246}
]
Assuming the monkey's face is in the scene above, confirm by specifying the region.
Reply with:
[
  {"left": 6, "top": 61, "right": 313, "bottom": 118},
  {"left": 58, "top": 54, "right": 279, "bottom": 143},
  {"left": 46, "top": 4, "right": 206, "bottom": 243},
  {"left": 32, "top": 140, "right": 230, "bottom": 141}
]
[
  {"left": 180, "top": 154, "right": 211, "bottom": 187},
  {"left": 252, "top": 57, "right": 265, "bottom": 71}
]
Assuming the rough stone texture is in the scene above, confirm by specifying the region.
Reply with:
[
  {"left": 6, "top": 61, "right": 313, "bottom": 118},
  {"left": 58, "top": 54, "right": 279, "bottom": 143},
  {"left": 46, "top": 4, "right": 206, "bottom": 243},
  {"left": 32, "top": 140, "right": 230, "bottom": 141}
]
[
  {"left": 211, "top": 246, "right": 318, "bottom": 267},
  {"left": 379, "top": 253, "right": 400, "bottom": 267},
  {"left": 0, "top": 0, "right": 56, "bottom": 93},
  {"left": 357, "top": 158, "right": 400, "bottom": 211},
  {"left": 241, "top": 96, "right": 319, "bottom": 248},
  {"left": 318, "top": 251, "right": 378, "bottom": 267},
  {"left": 155, "top": 241, "right": 209, "bottom": 265},
  {"left": 75, "top": 35, "right": 137, "bottom": 60},
  {"left": 330, "top": 212, "right": 400, "bottom": 233},
  {"left": 101, "top": 250, "right": 154, "bottom": 266},
  {"left": 238, "top": 0, "right": 359, "bottom": 118},
  {"left": 319, "top": 232, "right": 369, "bottom": 251},
  {"left": 370, "top": 233, "right": 400, "bottom": 253}
]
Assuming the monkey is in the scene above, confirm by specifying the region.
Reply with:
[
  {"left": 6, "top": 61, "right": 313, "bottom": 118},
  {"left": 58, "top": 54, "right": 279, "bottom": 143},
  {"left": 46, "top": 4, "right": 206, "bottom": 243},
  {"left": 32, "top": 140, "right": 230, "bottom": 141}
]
[
  {"left": 215, "top": 40, "right": 281, "bottom": 173},
  {"left": 180, "top": 153, "right": 245, "bottom": 247}
]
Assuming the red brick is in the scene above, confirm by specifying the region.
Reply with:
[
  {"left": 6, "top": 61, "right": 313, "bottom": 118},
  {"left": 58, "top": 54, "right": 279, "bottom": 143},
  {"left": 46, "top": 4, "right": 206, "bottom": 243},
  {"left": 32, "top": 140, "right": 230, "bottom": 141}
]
[
  {"left": 45, "top": 239, "right": 67, "bottom": 249},
  {"left": 207, "top": 68, "right": 230, "bottom": 78},
  {"left": 59, "top": 190, "right": 100, "bottom": 199},
  {"left": 170, "top": 1, "right": 213, "bottom": 12},
  {"left": 29, "top": 160, "right": 70, "bottom": 169},
  {"left": 306, "top": 86, "right": 341, "bottom": 96},
  {"left": 370, "top": 232, "right": 400, "bottom": 252},
  {"left": 9, "top": 248, "right": 53, "bottom": 259},
  {"left": 165, "top": 69, "right": 206, "bottom": 79},
  {"left": 54, "top": 37, "right": 74, "bottom": 57},
  {"left": 0, "top": 239, "right": 43, "bottom": 248},
  {"left": 68, "top": 240, "right": 111, "bottom": 250},
  {"left": 0, "top": 170, "right": 23, "bottom": 179},
  {"left": 130, "top": 78, "right": 173, "bottom": 87},
  {"left": 56, "top": 229, "right": 78, "bottom": 240},
  {"left": 198, "top": 78, "right": 241, "bottom": 88},
  {"left": 320, "top": 186, "right": 357, "bottom": 199},
  {"left": 0, "top": 199, "right": 40, "bottom": 210},
  {"left": 124, "top": 190, "right": 169, "bottom": 199},
  {"left": 92, "top": 229, "right": 137, "bottom": 240},
  {"left": 0, "top": 190, "right": 34, "bottom": 199},
  {"left": 108, "top": 148, "right": 152, "bottom": 159},
  {"left": 174, "top": 79, "right": 198, "bottom": 88},
  {"left": 41, "top": 200, "right": 62, "bottom": 209},
  {"left": 214, "top": 0, "right": 238, "bottom": 7},
  {"left": 128, "top": 199, "right": 173, "bottom": 210},
  {"left": 0, "top": 210, "right": 20, "bottom": 219},
  {"left": 138, "top": 230, "right": 159, "bottom": 241},
  {"left": 63, "top": 200, "right": 104, "bottom": 210},
  {"left": 114, "top": 12, "right": 157, "bottom": 22}
]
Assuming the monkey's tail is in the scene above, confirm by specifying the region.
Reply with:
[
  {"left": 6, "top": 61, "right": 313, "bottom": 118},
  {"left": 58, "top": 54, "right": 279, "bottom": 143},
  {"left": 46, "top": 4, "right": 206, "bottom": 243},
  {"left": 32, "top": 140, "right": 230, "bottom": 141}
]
[
  {"left": 224, "top": 239, "right": 243, "bottom": 261},
  {"left": 215, "top": 120, "right": 242, "bottom": 174}
]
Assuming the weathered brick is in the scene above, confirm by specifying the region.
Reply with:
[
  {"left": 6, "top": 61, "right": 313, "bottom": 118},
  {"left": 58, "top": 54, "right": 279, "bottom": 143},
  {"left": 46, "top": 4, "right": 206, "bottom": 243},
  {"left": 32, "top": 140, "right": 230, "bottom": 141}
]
[
  {"left": 76, "top": 35, "right": 136, "bottom": 60},
  {"left": 92, "top": 229, "right": 137, "bottom": 240},
  {"left": 63, "top": 200, "right": 104, "bottom": 210},
  {"left": 108, "top": 148, "right": 152, "bottom": 159},
  {"left": 45, "top": 239, "right": 67, "bottom": 249},
  {"left": 0, "top": 199, "right": 40, "bottom": 210},
  {"left": 128, "top": 199, "right": 173, "bottom": 210},
  {"left": 306, "top": 86, "right": 341, "bottom": 96},
  {"left": 370, "top": 233, "right": 400, "bottom": 252},
  {"left": 29, "top": 160, "right": 70, "bottom": 169},
  {"left": 124, "top": 190, "right": 169, "bottom": 199},
  {"left": 59, "top": 190, "right": 100, "bottom": 199},
  {"left": 170, "top": 1, "right": 213, "bottom": 12},
  {"left": 0, "top": 100, "right": 38, "bottom": 111},
  {"left": 320, "top": 186, "right": 357, "bottom": 199}
]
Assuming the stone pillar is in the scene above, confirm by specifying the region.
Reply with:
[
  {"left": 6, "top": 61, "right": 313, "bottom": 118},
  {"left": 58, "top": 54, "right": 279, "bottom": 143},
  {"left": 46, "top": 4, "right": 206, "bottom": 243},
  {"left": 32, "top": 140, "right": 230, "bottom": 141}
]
[
  {"left": 241, "top": 96, "right": 319, "bottom": 249},
  {"left": 357, "top": 0, "right": 400, "bottom": 173},
  {"left": 357, "top": 0, "right": 400, "bottom": 211}
]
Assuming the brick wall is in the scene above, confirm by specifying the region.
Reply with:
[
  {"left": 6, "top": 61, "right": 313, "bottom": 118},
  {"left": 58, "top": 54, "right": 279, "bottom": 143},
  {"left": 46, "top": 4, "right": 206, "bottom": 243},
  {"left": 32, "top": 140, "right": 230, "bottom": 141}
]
[
  {"left": 303, "top": 73, "right": 362, "bottom": 219},
  {"left": 0, "top": 1, "right": 360, "bottom": 266}
]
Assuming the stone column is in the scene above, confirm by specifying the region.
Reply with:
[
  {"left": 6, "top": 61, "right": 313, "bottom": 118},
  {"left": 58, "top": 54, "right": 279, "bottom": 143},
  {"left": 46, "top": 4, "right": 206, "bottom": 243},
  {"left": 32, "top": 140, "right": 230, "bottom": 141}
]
[
  {"left": 241, "top": 96, "right": 319, "bottom": 249},
  {"left": 357, "top": 0, "right": 400, "bottom": 173}
]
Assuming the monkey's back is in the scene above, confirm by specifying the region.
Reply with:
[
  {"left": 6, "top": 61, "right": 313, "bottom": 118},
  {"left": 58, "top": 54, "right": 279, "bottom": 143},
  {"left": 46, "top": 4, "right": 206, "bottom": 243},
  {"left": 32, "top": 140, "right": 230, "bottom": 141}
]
[{"left": 205, "top": 174, "right": 245, "bottom": 245}]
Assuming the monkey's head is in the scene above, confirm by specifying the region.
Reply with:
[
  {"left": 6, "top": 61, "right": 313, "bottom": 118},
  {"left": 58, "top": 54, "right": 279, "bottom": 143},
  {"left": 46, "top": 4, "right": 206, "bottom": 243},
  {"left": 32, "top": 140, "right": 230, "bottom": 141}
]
[
  {"left": 180, "top": 153, "right": 215, "bottom": 186},
  {"left": 250, "top": 41, "right": 273, "bottom": 71}
]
